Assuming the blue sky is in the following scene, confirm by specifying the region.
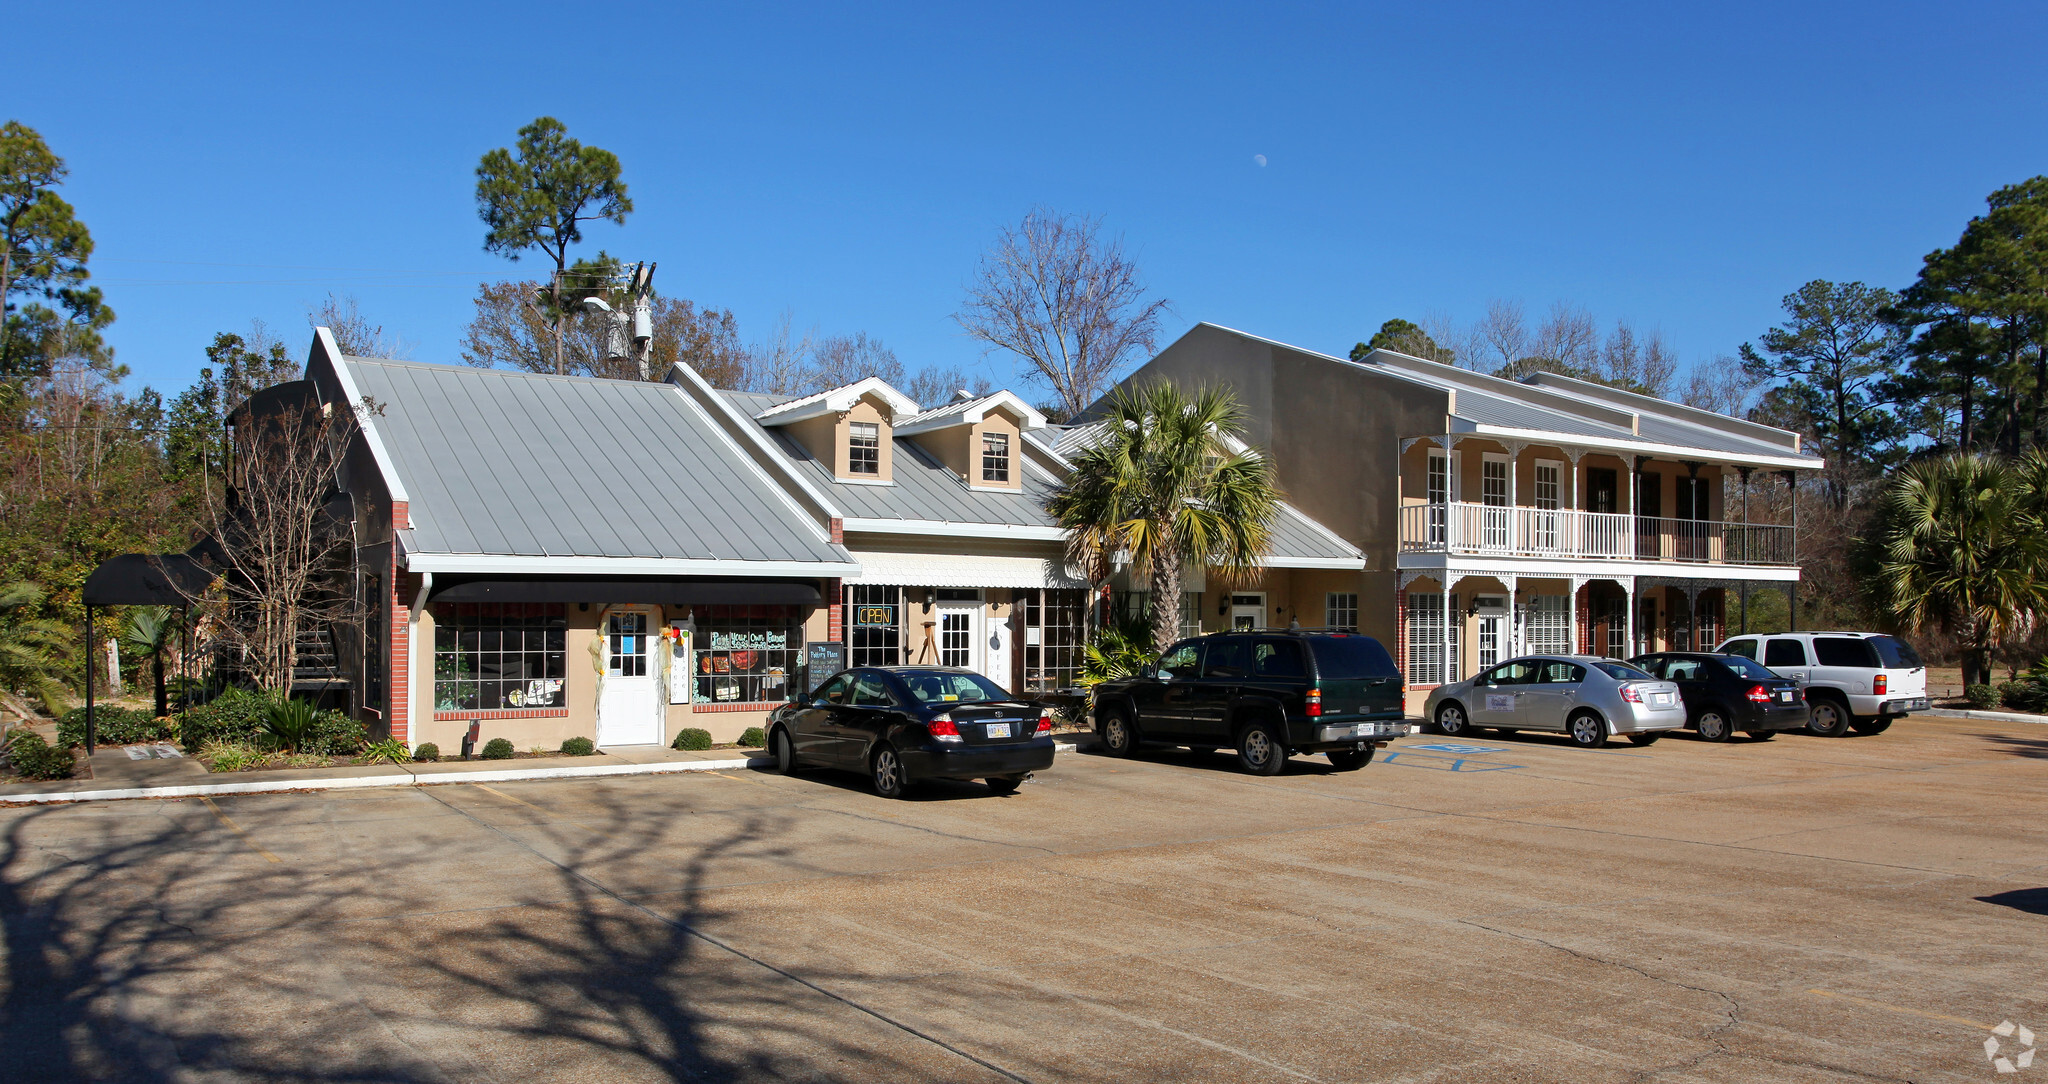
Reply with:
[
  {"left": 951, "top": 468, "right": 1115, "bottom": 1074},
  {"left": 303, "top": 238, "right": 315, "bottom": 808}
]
[{"left": 12, "top": 2, "right": 2047, "bottom": 400}]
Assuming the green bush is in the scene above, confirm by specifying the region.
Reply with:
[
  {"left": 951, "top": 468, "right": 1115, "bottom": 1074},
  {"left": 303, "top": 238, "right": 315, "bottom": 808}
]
[
  {"left": 413, "top": 742, "right": 440, "bottom": 762},
  {"left": 738, "top": 726, "right": 766, "bottom": 748},
  {"left": 1997, "top": 659, "right": 2048, "bottom": 713},
  {"left": 262, "top": 699, "right": 318, "bottom": 754},
  {"left": 560, "top": 736, "right": 595, "bottom": 756},
  {"left": 7, "top": 731, "right": 75, "bottom": 780},
  {"left": 481, "top": 737, "right": 515, "bottom": 760},
  {"left": 56, "top": 705, "right": 171, "bottom": 748},
  {"left": 201, "top": 741, "right": 266, "bottom": 772},
  {"left": 176, "top": 687, "right": 272, "bottom": 753},
  {"left": 1964, "top": 684, "right": 1999, "bottom": 709},
  {"left": 362, "top": 738, "right": 410, "bottom": 765},
  {"left": 302, "top": 710, "right": 367, "bottom": 757},
  {"left": 672, "top": 728, "right": 712, "bottom": 751}
]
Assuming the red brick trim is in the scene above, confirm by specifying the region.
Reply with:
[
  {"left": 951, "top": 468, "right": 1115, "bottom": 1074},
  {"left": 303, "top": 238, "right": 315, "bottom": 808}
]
[
  {"left": 692, "top": 701, "right": 784, "bottom": 713},
  {"left": 433, "top": 709, "right": 570, "bottom": 721},
  {"left": 388, "top": 500, "right": 410, "bottom": 744},
  {"left": 828, "top": 516, "right": 844, "bottom": 545},
  {"left": 826, "top": 578, "right": 843, "bottom": 641}
]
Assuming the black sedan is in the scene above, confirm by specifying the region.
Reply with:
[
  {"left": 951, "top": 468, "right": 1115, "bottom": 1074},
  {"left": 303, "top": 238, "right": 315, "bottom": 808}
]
[
  {"left": 766, "top": 667, "right": 1057, "bottom": 798},
  {"left": 1628, "top": 652, "right": 1810, "bottom": 741}
]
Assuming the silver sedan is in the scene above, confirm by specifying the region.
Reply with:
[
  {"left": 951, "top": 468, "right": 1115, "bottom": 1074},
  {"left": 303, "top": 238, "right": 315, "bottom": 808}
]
[{"left": 1422, "top": 655, "right": 1686, "bottom": 748}]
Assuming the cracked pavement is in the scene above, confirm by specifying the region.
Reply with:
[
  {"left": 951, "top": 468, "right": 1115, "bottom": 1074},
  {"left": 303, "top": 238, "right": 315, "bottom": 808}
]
[{"left": 2, "top": 715, "right": 2043, "bottom": 1082}]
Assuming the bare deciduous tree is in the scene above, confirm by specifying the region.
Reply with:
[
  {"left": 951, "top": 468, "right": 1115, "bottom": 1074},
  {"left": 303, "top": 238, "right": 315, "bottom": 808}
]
[
  {"left": 1531, "top": 302, "right": 1600, "bottom": 373},
  {"left": 309, "top": 294, "right": 411, "bottom": 358},
  {"left": 809, "top": 331, "right": 904, "bottom": 389},
  {"left": 1679, "top": 355, "right": 1763, "bottom": 416},
  {"left": 1475, "top": 298, "right": 1530, "bottom": 374},
  {"left": 1598, "top": 321, "right": 1677, "bottom": 396},
  {"left": 905, "top": 367, "right": 994, "bottom": 406},
  {"left": 955, "top": 209, "right": 1171, "bottom": 418},
  {"left": 462, "top": 282, "right": 744, "bottom": 385},
  {"left": 741, "top": 311, "right": 817, "bottom": 395}
]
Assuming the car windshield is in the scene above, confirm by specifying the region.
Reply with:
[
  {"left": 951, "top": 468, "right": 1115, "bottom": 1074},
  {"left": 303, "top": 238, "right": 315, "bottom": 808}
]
[
  {"left": 1869, "top": 636, "right": 1923, "bottom": 668},
  {"left": 898, "top": 670, "right": 1011, "bottom": 705},
  {"left": 1593, "top": 661, "right": 1653, "bottom": 681},
  {"left": 1718, "top": 655, "right": 1778, "bottom": 680},
  {"left": 1308, "top": 636, "right": 1398, "bottom": 679}
]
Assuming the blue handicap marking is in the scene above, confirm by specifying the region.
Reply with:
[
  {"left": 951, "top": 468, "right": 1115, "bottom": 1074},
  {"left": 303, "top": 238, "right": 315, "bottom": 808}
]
[
  {"left": 1405, "top": 743, "right": 1507, "bottom": 755},
  {"left": 1382, "top": 751, "right": 1524, "bottom": 772}
]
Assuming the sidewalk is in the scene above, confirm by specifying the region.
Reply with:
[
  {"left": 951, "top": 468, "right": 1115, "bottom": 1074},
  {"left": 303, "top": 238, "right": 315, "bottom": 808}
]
[{"left": 0, "top": 743, "right": 770, "bottom": 806}]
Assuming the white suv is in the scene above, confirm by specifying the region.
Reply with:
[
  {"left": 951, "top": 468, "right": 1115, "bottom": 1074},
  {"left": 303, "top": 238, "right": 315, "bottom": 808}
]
[{"left": 1712, "top": 632, "right": 1929, "bottom": 737}]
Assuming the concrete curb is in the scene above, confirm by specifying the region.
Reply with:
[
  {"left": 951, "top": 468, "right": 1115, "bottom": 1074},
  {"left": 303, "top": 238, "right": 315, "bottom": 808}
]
[
  {"left": 1928, "top": 708, "right": 2048, "bottom": 725},
  {"left": 0, "top": 755, "right": 770, "bottom": 806}
]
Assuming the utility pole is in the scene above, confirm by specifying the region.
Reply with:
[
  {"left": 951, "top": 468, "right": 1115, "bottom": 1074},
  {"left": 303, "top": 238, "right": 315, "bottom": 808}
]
[{"left": 581, "top": 262, "right": 658, "bottom": 379}]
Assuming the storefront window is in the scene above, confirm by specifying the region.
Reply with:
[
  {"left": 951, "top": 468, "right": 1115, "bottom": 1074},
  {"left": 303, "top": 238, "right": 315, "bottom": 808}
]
[
  {"left": 694, "top": 605, "right": 804, "bottom": 703},
  {"left": 1022, "top": 588, "right": 1086, "bottom": 691},
  {"left": 432, "top": 603, "right": 567, "bottom": 711},
  {"left": 845, "top": 584, "right": 901, "bottom": 666}
]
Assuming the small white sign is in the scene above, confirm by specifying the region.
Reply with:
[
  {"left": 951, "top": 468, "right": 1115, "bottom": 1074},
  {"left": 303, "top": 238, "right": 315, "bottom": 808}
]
[{"left": 1485, "top": 693, "right": 1515, "bottom": 712}]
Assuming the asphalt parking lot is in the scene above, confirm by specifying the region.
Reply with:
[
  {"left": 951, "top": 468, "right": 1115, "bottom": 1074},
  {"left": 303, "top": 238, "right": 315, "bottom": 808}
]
[{"left": 3, "top": 715, "right": 2044, "bottom": 1083}]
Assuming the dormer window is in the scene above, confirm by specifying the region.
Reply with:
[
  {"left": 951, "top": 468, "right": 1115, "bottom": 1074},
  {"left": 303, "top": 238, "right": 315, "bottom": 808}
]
[
  {"left": 981, "top": 432, "right": 1010, "bottom": 483},
  {"left": 849, "top": 421, "right": 881, "bottom": 475}
]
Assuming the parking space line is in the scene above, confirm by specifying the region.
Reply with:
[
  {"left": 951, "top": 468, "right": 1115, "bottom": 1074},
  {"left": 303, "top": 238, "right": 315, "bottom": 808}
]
[
  {"left": 472, "top": 783, "right": 547, "bottom": 811},
  {"left": 199, "top": 797, "right": 282, "bottom": 863},
  {"left": 1806, "top": 988, "right": 1997, "bottom": 1031}
]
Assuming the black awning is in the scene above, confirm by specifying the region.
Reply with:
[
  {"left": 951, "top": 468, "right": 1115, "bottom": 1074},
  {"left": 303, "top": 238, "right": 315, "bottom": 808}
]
[
  {"left": 426, "top": 576, "right": 822, "bottom": 606},
  {"left": 82, "top": 553, "right": 219, "bottom": 607}
]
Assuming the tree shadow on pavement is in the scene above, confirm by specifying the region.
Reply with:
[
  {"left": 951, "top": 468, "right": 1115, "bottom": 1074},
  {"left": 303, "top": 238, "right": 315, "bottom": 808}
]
[
  {"left": 1974, "top": 887, "right": 2048, "bottom": 915},
  {"left": 1973, "top": 732, "right": 2048, "bottom": 759}
]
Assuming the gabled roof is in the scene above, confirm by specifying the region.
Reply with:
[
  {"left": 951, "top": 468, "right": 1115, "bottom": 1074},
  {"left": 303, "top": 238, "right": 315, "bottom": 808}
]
[
  {"left": 752, "top": 376, "right": 920, "bottom": 425},
  {"left": 895, "top": 390, "right": 1049, "bottom": 436},
  {"left": 338, "top": 358, "right": 856, "bottom": 575}
]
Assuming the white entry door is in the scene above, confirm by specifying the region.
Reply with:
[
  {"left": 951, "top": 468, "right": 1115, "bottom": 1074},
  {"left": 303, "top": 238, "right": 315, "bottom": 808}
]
[
  {"left": 1478, "top": 615, "right": 1502, "bottom": 669},
  {"left": 936, "top": 602, "right": 981, "bottom": 672},
  {"left": 599, "top": 608, "right": 662, "bottom": 746},
  {"left": 1229, "top": 593, "right": 1266, "bottom": 631}
]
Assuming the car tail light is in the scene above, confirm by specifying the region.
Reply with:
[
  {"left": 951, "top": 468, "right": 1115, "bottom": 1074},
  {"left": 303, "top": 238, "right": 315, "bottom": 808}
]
[
  {"left": 1034, "top": 708, "right": 1053, "bottom": 735},
  {"left": 1745, "top": 684, "right": 1771, "bottom": 704},
  {"left": 1873, "top": 674, "right": 1887, "bottom": 695},
  {"left": 1305, "top": 687, "right": 1322, "bottom": 717},
  {"left": 1619, "top": 685, "right": 1644, "bottom": 703},
  {"left": 928, "top": 713, "right": 962, "bottom": 743}
]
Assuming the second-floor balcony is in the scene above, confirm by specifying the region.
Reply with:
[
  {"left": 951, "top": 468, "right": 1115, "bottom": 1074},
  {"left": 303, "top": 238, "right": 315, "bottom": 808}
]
[{"left": 1399, "top": 502, "right": 1795, "bottom": 566}]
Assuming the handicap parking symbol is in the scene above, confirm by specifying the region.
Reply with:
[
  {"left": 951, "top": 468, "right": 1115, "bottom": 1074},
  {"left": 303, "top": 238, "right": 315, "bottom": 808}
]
[
  {"left": 1383, "top": 741, "right": 1521, "bottom": 772},
  {"left": 1404, "top": 743, "right": 1506, "bottom": 755}
]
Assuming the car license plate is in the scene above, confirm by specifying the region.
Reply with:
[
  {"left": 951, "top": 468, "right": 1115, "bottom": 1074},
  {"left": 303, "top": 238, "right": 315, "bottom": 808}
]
[
  {"left": 1779, "top": 691, "right": 1795, "bottom": 703},
  {"left": 1652, "top": 693, "right": 1674, "bottom": 706},
  {"left": 985, "top": 722, "right": 1012, "bottom": 739}
]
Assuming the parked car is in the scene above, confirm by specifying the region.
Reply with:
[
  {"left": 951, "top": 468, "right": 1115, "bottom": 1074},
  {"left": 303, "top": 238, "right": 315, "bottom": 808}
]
[
  {"left": 1424, "top": 655, "right": 1686, "bottom": 748},
  {"left": 1628, "top": 652, "right": 1810, "bottom": 741},
  {"left": 1711, "top": 632, "right": 1928, "bottom": 736},
  {"left": 1089, "top": 630, "right": 1409, "bottom": 775},
  {"left": 766, "top": 667, "right": 1057, "bottom": 798}
]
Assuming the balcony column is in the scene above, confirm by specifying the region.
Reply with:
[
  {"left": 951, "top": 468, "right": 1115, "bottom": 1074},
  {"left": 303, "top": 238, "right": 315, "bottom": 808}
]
[
  {"left": 1568, "top": 575, "right": 1587, "bottom": 653},
  {"left": 1782, "top": 470, "right": 1799, "bottom": 630},
  {"left": 1442, "top": 579, "right": 1454, "bottom": 684},
  {"left": 1504, "top": 441, "right": 1526, "bottom": 554},
  {"left": 1564, "top": 447, "right": 1586, "bottom": 555},
  {"left": 1622, "top": 577, "right": 1636, "bottom": 658}
]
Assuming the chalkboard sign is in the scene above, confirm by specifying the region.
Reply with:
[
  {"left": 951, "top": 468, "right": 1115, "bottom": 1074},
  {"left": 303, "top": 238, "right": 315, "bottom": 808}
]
[{"left": 803, "top": 641, "right": 847, "bottom": 695}]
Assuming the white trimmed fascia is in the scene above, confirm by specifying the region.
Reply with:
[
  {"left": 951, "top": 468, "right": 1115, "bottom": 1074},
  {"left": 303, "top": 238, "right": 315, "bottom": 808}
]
[
  {"left": 658, "top": 378, "right": 846, "bottom": 534},
  {"left": 1264, "top": 557, "right": 1370, "bottom": 570},
  {"left": 1457, "top": 422, "right": 1822, "bottom": 472},
  {"left": 835, "top": 477, "right": 896, "bottom": 487},
  {"left": 321, "top": 330, "right": 410, "bottom": 504},
  {"left": 402, "top": 554, "right": 863, "bottom": 577},
  {"left": 1394, "top": 552, "right": 1802, "bottom": 583},
  {"left": 841, "top": 518, "right": 1068, "bottom": 541}
]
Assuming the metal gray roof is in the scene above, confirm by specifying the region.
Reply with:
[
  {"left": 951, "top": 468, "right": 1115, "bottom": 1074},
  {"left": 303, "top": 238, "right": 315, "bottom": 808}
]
[
  {"left": 1267, "top": 503, "right": 1366, "bottom": 563},
  {"left": 343, "top": 359, "right": 851, "bottom": 564},
  {"left": 722, "top": 389, "right": 1061, "bottom": 526}
]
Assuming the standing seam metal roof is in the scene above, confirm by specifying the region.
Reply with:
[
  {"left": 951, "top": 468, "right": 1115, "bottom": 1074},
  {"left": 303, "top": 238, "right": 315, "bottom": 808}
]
[{"left": 343, "top": 358, "right": 850, "bottom": 564}]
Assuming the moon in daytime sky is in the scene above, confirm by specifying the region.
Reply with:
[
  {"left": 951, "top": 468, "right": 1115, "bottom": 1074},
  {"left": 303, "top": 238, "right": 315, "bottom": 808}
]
[{"left": 1254, "top": 154, "right": 1267, "bottom": 167}]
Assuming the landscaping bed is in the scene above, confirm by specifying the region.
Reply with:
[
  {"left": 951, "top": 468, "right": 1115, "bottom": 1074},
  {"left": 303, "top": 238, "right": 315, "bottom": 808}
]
[{"left": 195, "top": 747, "right": 610, "bottom": 773}]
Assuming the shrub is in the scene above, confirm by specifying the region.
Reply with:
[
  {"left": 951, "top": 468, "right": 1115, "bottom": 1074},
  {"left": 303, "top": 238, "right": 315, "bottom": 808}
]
[
  {"left": 1964, "top": 684, "right": 1999, "bottom": 709},
  {"left": 738, "top": 726, "right": 765, "bottom": 748},
  {"left": 302, "top": 710, "right": 368, "bottom": 757},
  {"left": 201, "top": 741, "right": 266, "bottom": 773},
  {"left": 1997, "top": 659, "right": 2048, "bottom": 713},
  {"left": 177, "top": 687, "right": 272, "bottom": 753},
  {"left": 481, "top": 737, "right": 515, "bottom": 759},
  {"left": 672, "top": 728, "right": 712, "bottom": 751},
  {"left": 560, "top": 736, "right": 595, "bottom": 756},
  {"left": 262, "top": 698, "right": 319, "bottom": 754},
  {"left": 56, "top": 705, "right": 171, "bottom": 748},
  {"left": 7, "top": 731, "right": 75, "bottom": 781},
  {"left": 413, "top": 742, "right": 440, "bottom": 762},
  {"left": 362, "top": 738, "right": 410, "bottom": 765}
]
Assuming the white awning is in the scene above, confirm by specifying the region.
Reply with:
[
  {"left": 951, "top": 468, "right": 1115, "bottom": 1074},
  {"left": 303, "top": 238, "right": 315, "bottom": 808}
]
[{"left": 847, "top": 550, "right": 1087, "bottom": 589}]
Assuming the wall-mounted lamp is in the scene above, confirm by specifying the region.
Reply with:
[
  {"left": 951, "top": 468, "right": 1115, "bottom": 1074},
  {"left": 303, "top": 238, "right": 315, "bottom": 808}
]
[
  {"left": 1217, "top": 597, "right": 1228, "bottom": 616},
  {"left": 923, "top": 588, "right": 935, "bottom": 614},
  {"left": 578, "top": 602, "right": 589, "bottom": 612}
]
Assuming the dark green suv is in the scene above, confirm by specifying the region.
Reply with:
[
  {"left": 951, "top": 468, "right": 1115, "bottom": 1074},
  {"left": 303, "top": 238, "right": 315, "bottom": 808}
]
[{"left": 1089, "top": 630, "right": 1411, "bottom": 775}]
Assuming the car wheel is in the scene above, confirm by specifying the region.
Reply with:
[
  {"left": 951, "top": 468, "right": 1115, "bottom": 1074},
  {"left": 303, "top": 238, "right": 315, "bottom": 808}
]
[
  {"left": 1748, "top": 729, "right": 1777, "bottom": 742},
  {"left": 771, "top": 727, "right": 800, "bottom": 773},
  {"left": 1567, "top": 711, "right": 1608, "bottom": 748},
  {"left": 1326, "top": 747, "right": 1373, "bottom": 771},
  {"left": 984, "top": 774, "right": 1026, "bottom": 795},
  {"left": 1099, "top": 707, "right": 1138, "bottom": 757},
  {"left": 1629, "top": 731, "right": 1662, "bottom": 747},
  {"left": 1696, "top": 708, "right": 1734, "bottom": 743},
  {"left": 1806, "top": 697, "right": 1851, "bottom": 737},
  {"left": 870, "top": 745, "right": 908, "bottom": 799},
  {"left": 1235, "top": 720, "right": 1288, "bottom": 776},
  {"left": 1850, "top": 715, "right": 1893, "bottom": 735},
  {"left": 1435, "top": 703, "right": 1470, "bottom": 737}
]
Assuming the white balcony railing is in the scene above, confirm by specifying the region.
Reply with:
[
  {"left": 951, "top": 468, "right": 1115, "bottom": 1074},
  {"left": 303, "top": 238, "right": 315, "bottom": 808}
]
[{"left": 1400, "top": 502, "right": 1794, "bottom": 566}]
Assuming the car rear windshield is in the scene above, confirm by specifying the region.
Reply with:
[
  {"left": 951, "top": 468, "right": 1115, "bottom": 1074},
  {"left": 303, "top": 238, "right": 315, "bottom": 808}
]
[
  {"left": 1593, "top": 661, "right": 1653, "bottom": 680},
  {"left": 1719, "top": 655, "right": 1778, "bottom": 681},
  {"left": 1869, "top": 636, "right": 1923, "bottom": 668},
  {"left": 898, "top": 671, "right": 1010, "bottom": 704},
  {"left": 1813, "top": 637, "right": 1881, "bottom": 668},
  {"left": 1308, "top": 636, "right": 1399, "bottom": 679}
]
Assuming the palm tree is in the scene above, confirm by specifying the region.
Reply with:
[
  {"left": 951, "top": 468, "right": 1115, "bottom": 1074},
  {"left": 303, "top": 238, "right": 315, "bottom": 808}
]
[
  {"left": 0, "top": 582, "right": 73, "bottom": 718},
  {"left": 121, "top": 605, "right": 181, "bottom": 717},
  {"left": 1047, "top": 382, "right": 1283, "bottom": 654},
  {"left": 1865, "top": 454, "right": 2048, "bottom": 687}
]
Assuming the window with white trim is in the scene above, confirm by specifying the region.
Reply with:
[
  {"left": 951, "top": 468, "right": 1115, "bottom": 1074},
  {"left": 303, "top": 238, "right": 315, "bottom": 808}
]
[
  {"left": 1426, "top": 449, "right": 1449, "bottom": 543},
  {"left": 1326, "top": 592, "right": 1358, "bottom": 632},
  {"left": 981, "top": 431, "right": 1010, "bottom": 482},
  {"left": 1525, "top": 594, "right": 1571, "bottom": 655},
  {"left": 1405, "top": 593, "right": 1459, "bottom": 685},
  {"left": 848, "top": 421, "right": 880, "bottom": 475}
]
